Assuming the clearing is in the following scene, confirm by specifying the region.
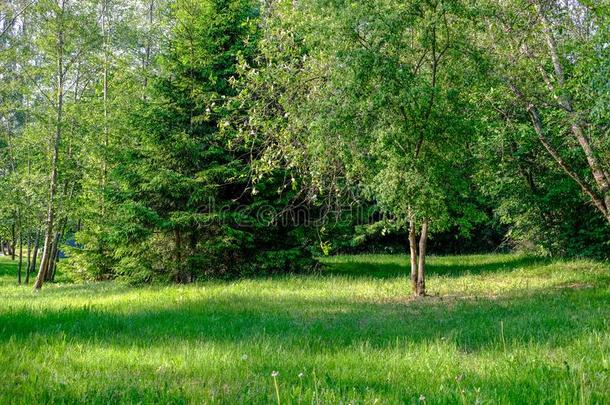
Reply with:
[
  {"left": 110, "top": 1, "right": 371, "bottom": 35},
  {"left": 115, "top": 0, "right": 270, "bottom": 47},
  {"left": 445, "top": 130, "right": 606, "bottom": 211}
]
[{"left": 0, "top": 254, "right": 608, "bottom": 403}]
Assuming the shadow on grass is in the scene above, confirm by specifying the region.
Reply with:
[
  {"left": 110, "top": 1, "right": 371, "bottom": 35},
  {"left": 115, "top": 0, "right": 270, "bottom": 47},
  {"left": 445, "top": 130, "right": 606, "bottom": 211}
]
[
  {"left": 1, "top": 254, "right": 608, "bottom": 404},
  {"left": 321, "top": 254, "right": 550, "bottom": 279},
  {"left": 427, "top": 255, "right": 551, "bottom": 277},
  {"left": 0, "top": 256, "right": 67, "bottom": 288},
  {"left": 1, "top": 281, "right": 607, "bottom": 355},
  {"left": 0, "top": 256, "right": 25, "bottom": 285}
]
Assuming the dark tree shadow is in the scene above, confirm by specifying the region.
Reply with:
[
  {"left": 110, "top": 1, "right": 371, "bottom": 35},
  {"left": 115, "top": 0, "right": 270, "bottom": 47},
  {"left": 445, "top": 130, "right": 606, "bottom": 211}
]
[
  {"left": 426, "top": 255, "right": 551, "bottom": 277},
  {"left": 321, "top": 254, "right": 551, "bottom": 279},
  {"left": 0, "top": 257, "right": 18, "bottom": 279}
]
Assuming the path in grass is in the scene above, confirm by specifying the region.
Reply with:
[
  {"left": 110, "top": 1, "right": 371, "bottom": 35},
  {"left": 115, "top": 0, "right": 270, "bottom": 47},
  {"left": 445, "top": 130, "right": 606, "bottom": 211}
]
[{"left": 0, "top": 254, "right": 609, "bottom": 404}]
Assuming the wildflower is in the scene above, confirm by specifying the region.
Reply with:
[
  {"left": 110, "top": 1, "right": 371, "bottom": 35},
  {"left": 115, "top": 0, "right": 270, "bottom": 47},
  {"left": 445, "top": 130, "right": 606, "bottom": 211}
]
[
  {"left": 271, "top": 371, "right": 281, "bottom": 405},
  {"left": 298, "top": 372, "right": 304, "bottom": 378},
  {"left": 419, "top": 394, "right": 426, "bottom": 402},
  {"left": 241, "top": 354, "right": 248, "bottom": 361}
]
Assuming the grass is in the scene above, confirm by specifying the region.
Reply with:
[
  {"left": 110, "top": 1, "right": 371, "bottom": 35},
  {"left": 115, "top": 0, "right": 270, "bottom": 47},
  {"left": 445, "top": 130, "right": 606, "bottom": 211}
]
[{"left": 0, "top": 253, "right": 609, "bottom": 404}]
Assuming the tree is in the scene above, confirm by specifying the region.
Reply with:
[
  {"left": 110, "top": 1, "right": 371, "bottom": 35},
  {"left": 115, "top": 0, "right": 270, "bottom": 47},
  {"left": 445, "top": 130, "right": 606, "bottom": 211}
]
[
  {"left": 21, "top": 0, "right": 102, "bottom": 289},
  {"left": 76, "top": 0, "right": 312, "bottom": 283},
  {"left": 241, "top": 0, "right": 485, "bottom": 296},
  {"left": 67, "top": 0, "right": 164, "bottom": 280},
  {"left": 0, "top": 0, "right": 47, "bottom": 284}
]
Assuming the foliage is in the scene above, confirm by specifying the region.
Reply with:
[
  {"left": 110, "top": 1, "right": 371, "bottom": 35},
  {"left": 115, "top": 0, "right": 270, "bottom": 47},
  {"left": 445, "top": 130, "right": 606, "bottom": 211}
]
[
  {"left": 475, "top": 0, "right": 610, "bottom": 257},
  {"left": 1, "top": 0, "right": 610, "bottom": 289},
  {"left": 66, "top": 0, "right": 314, "bottom": 282}
]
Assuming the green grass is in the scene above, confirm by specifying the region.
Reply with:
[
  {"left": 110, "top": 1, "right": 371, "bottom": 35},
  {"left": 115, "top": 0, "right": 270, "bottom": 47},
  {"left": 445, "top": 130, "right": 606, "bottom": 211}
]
[{"left": 0, "top": 253, "right": 609, "bottom": 404}]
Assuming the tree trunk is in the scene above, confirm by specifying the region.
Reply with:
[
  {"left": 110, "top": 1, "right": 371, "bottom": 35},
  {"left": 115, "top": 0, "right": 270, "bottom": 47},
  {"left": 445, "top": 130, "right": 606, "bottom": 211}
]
[
  {"left": 29, "top": 230, "right": 40, "bottom": 278},
  {"left": 408, "top": 217, "right": 429, "bottom": 297},
  {"left": 142, "top": 0, "right": 154, "bottom": 94},
  {"left": 101, "top": 0, "right": 109, "bottom": 213},
  {"left": 6, "top": 240, "right": 14, "bottom": 258},
  {"left": 17, "top": 220, "right": 23, "bottom": 285},
  {"left": 46, "top": 232, "right": 61, "bottom": 282},
  {"left": 49, "top": 229, "right": 64, "bottom": 282},
  {"left": 47, "top": 227, "right": 64, "bottom": 282},
  {"left": 408, "top": 219, "right": 418, "bottom": 293},
  {"left": 416, "top": 219, "right": 428, "bottom": 297},
  {"left": 175, "top": 229, "right": 188, "bottom": 282},
  {"left": 11, "top": 221, "right": 16, "bottom": 260},
  {"left": 25, "top": 229, "right": 31, "bottom": 284}
]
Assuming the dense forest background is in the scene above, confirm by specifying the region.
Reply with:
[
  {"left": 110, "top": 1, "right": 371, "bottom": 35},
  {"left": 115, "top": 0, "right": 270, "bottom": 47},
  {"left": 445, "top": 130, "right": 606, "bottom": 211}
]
[{"left": 1, "top": 0, "right": 609, "bottom": 290}]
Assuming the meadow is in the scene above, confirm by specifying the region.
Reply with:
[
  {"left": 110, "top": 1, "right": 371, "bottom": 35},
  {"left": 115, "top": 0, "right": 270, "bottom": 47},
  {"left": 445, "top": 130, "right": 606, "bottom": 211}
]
[{"left": 0, "top": 254, "right": 609, "bottom": 404}]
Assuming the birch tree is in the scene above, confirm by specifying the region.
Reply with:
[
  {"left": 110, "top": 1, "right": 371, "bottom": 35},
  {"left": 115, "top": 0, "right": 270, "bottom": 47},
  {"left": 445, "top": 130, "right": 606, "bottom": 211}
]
[
  {"left": 31, "top": 0, "right": 101, "bottom": 289},
  {"left": 486, "top": 0, "right": 610, "bottom": 225}
]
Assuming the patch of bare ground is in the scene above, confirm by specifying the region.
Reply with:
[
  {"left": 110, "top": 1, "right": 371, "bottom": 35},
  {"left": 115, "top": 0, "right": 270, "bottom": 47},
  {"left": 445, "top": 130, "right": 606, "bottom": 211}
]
[
  {"left": 365, "top": 293, "right": 504, "bottom": 307},
  {"left": 555, "top": 283, "right": 594, "bottom": 290}
]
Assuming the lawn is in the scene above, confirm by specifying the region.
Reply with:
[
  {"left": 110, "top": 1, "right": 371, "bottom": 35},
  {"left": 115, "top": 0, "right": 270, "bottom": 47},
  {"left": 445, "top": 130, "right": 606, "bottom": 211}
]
[{"left": 0, "top": 254, "right": 608, "bottom": 404}]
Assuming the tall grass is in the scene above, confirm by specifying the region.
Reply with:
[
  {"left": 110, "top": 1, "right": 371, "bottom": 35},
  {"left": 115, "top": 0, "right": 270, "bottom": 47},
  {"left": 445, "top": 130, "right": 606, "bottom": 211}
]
[{"left": 0, "top": 254, "right": 608, "bottom": 403}]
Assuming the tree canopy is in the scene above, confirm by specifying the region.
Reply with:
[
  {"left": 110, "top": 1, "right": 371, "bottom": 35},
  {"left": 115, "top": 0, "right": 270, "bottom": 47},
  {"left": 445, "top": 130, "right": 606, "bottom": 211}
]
[{"left": 0, "top": 0, "right": 608, "bottom": 294}]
